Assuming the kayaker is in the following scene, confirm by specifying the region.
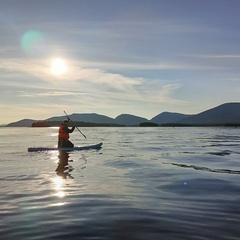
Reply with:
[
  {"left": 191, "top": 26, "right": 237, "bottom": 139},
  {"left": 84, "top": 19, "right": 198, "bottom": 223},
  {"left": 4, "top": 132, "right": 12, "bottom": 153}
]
[{"left": 58, "top": 120, "right": 75, "bottom": 148}]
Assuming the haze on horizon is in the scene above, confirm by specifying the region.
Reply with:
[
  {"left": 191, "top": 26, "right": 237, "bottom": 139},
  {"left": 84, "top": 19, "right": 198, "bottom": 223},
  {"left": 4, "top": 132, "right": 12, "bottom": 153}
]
[{"left": 1, "top": 0, "right": 240, "bottom": 124}]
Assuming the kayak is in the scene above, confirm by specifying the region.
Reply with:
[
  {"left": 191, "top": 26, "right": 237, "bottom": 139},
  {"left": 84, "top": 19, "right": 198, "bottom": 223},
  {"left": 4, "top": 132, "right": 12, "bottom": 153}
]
[{"left": 28, "top": 142, "right": 102, "bottom": 152}]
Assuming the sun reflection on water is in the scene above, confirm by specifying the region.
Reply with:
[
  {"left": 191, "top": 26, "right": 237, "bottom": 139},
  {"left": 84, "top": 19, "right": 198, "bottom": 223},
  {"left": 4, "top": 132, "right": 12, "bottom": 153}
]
[
  {"left": 49, "top": 150, "right": 59, "bottom": 164},
  {"left": 50, "top": 176, "right": 68, "bottom": 207},
  {"left": 53, "top": 176, "right": 64, "bottom": 190},
  {"left": 56, "top": 191, "right": 65, "bottom": 198}
]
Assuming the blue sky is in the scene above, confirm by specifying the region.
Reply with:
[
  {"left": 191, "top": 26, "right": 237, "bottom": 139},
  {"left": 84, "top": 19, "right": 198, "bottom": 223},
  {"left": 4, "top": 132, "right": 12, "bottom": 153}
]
[{"left": 1, "top": 0, "right": 240, "bottom": 124}]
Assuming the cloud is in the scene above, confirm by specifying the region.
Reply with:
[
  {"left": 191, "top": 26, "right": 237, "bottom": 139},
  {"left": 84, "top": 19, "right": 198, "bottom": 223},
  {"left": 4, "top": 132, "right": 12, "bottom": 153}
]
[
  {"left": 0, "top": 56, "right": 186, "bottom": 123},
  {"left": 199, "top": 54, "right": 240, "bottom": 59},
  {"left": 70, "top": 58, "right": 223, "bottom": 72},
  {"left": 0, "top": 57, "right": 182, "bottom": 96},
  {"left": 0, "top": 58, "right": 51, "bottom": 80},
  {"left": 19, "top": 91, "right": 79, "bottom": 97},
  {"left": 0, "top": 58, "right": 144, "bottom": 90}
]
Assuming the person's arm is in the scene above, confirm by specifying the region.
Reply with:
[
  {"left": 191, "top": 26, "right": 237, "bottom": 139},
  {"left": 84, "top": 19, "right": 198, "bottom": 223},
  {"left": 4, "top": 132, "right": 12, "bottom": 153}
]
[
  {"left": 64, "top": 126, "right": 75, "bottom": 133},
  {"left": 69, "top": 126, "right": 75, "bottom": 133}
]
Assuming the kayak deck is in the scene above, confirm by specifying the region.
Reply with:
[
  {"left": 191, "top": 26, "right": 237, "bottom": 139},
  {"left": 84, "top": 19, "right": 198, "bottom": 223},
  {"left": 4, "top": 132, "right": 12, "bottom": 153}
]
[{"left": 28, "top": 142, "right": 102, "bottom": 152}]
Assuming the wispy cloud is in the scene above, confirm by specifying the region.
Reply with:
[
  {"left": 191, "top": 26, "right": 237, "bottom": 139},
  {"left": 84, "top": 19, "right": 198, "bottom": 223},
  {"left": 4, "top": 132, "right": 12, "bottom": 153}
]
[
  {"left": 19, "top": 91, "right": 79, "bottom": 97},
  {"left": 0, "top": 56, "right": 184, "bottom": 121},
  {"left": 78, "top": 60, "right": 224, "bottom": 71},
  {"left": 199, "top": 54, "right": 240, "bottom": 59}
]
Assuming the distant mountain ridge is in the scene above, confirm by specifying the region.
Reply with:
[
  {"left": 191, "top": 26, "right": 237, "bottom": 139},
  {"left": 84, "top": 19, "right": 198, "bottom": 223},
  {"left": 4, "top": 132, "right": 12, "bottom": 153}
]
[
  {"left": 115, "top": 114, "right": 148, "bottom": 125},
  {"left": 179, "top": 102, "right": 240, "bottom": 124},
  {"left": 47, "top": 113, "right": 115, "bottom": 124},
  {"left": 6, "top": 102, "right": 240, "bottom": 127},
  {"left": 150, "top": 112, "right": 192, "bottom": 124},
  {"left": 7, "top": 119, "right": 37, "bottom": 127},
  {"left": 46, "top": 113, "right": 148, "bottom": 126}
]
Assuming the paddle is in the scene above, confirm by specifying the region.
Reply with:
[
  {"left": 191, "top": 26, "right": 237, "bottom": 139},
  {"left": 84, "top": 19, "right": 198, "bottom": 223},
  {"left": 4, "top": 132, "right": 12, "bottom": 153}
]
[{"left": 64, "top": 111, "right": 87, "bottom": 139}]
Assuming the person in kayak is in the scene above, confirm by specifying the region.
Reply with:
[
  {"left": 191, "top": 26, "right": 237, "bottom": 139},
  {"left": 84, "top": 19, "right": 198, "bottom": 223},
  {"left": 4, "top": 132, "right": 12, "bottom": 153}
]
[{"left": 58, "top": 120, "right": 75, "bottom": 148}]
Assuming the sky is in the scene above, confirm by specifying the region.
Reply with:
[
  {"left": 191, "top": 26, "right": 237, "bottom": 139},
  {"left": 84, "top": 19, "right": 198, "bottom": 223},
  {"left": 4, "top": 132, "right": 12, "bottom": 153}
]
[{"left": 1, "top": 0, "right": 240, "bottom": 124}]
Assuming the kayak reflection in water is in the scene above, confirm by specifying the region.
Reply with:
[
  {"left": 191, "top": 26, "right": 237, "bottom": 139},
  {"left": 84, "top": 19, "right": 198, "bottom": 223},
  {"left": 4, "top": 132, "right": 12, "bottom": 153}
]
[
  {"left": 58, "top": 120, "right": 75, "bottom": 148},
  {"left": 55, "top": 151, "right": 74, "bottom": 179}
]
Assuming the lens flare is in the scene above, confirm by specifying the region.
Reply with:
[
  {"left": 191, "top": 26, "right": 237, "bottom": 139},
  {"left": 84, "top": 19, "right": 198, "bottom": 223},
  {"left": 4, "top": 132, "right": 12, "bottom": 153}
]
[{"left": 21, "top": 30, "right": 46, "bottom": 54}]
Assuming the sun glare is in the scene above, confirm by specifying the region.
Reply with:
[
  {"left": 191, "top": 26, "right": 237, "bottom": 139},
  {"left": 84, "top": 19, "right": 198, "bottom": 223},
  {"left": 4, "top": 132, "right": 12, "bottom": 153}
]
[{"left": 51, "top": 58, "right": 68, "bottom": 75}]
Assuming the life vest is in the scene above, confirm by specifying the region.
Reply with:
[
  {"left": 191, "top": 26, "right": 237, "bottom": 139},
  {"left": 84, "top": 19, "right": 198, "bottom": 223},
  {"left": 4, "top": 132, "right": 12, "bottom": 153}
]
[{"left": 58, "top": 124, "right": 69, "bottom": 139}]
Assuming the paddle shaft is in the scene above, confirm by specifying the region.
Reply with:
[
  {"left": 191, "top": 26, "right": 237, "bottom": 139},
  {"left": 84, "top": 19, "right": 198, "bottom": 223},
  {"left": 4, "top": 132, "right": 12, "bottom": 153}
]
[{"left": 64, "top": 111, "right": 87, "bottom": 139}]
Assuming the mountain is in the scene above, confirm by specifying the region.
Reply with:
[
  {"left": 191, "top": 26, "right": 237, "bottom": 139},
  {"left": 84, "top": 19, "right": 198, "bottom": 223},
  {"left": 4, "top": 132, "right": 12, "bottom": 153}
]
[
  {"left": 179, "top": 102, "right": 240, "bottom": 124},
  {"left": 151, "top": 112, "right": 192, "bottom": 124},
  {"left": 115, "top": 114, "right": 148, "bottom": 126},
  {"left": 47, "top": 113, "right": 115, "bottom": 124},
  {"left": 7, "top": 119, "right": 37, "bottom": 127},
  {"left": 5, "top": 102, "right": 240, "bottom": 127}
]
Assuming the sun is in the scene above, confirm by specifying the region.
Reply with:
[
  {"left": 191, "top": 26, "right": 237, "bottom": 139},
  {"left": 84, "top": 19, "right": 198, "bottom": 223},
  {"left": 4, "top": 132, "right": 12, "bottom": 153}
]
[{"left": 51, "top": 58, "right": 68, "bottom": 75}]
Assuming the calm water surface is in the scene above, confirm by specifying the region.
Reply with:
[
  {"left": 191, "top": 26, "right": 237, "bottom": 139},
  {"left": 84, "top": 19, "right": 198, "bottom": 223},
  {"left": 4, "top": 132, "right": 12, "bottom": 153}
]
[{"left": 0, "top": 127, "right": 240, "bottom": 240}]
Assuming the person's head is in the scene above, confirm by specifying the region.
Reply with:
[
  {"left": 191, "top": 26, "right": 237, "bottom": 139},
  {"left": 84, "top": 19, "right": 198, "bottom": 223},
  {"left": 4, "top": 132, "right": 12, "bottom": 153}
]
[{"left": 63, "top": 120, "right": 69, "bottom": 125}]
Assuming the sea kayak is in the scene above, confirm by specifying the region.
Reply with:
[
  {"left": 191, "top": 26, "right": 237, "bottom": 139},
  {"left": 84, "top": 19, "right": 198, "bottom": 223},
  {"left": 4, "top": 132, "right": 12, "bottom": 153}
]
[{"left": 28, "top": 142, "right": 102, "bottom": 152}]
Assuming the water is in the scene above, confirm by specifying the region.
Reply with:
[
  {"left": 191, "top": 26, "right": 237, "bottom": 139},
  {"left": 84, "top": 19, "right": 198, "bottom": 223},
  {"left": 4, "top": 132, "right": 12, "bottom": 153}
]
[{"left": 0, "top": 127, "right": 240, "bottom": 240}]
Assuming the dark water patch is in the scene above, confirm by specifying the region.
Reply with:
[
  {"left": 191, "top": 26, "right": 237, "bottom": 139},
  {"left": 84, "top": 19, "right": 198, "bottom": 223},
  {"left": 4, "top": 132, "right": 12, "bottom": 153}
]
[
  {"left": 207, "top": 143, "right": 240, "bottom": 147},
  {"left": 206, "top": 149, "right": 240, "bottom": 156},
  {"left": 181, "top": 151, "right": 200, "bottom": 154},
  {"left": 166, "top": 162, "right": 240, "bottom": 175},
  {"left": 212, "top": 134, "right": 240, "bottom": 141},
  {"left": 207, "top": 150, "right": 232, "bottom": 156},
  {"left": 116, "top": 153, "right": 139, "bottom": 158}
]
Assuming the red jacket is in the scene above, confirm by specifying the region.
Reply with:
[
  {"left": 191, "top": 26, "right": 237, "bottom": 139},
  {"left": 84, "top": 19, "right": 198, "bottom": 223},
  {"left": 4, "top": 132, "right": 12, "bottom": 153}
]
[{"left": 58, "top": 124, "right": 69, "bottom": 139}]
